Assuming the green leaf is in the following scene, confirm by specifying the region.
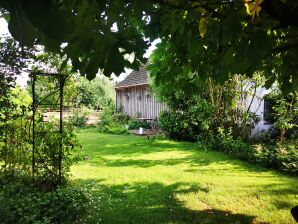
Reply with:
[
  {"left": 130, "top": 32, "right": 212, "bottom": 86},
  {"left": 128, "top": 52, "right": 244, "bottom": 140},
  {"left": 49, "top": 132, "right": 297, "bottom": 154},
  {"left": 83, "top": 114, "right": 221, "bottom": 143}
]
[
  {"left": 39, "top": 33, "right": 61, "bottom": 53},
  {"left": 232, "top": 58, "right": 250, "bottom": 74},
  {"left": 222, "top": 26, "right": 233, "bottom": 45},
  {"left": 255, "top": 31, "right": 273, "bottom": 51},
  {"left": 246, "top": 33, "right": 267, "bottom": 67},
  {"left": 103, "top": 47, "right": 125, "bottom": 77},
  {"left": 128, "top": 60, "right": 141, "bottom": 71},
  {"left": 96, "top": 0, "right": 106, "bottom": 12},
  {"left": 198, "top": 18, "right": 207, "bottom": 38},
  {"left": 223, "top": 47, "right": 235, "bottom": 67},
  {"left": 235, "top": 37, "right": 248, "bottom": 63},
  {"left": 264, "top": 76, "right": 275, "bottom": 89},
  {"left": 59, "top": 59, "right": 68, "bottom": 73},
  {"left": 7, "top": 1, "right": 37, "bottom": 47},
  {"left": 246, "top": 39, "right": 262, "bottom": 66},
  {"left": 84, "top": 46, "right": 109, "bottom": 80},
  {"left": 21, "top": 0, "right": 74, "bottom": 42}
]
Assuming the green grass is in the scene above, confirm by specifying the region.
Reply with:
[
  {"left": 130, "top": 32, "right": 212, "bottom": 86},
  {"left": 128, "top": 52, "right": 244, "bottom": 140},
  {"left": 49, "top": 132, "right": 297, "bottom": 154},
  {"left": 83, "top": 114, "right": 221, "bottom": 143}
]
[{"left": 71, "top": 128, "right": 298, "bottom": 224}]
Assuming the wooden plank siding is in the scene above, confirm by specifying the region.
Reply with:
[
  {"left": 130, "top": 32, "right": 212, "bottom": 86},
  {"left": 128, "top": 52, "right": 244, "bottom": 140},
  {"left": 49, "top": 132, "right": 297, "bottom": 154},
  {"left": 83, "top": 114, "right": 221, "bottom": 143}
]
[{"left": 115, "top": 84, "right": 166, "bottom": 119}]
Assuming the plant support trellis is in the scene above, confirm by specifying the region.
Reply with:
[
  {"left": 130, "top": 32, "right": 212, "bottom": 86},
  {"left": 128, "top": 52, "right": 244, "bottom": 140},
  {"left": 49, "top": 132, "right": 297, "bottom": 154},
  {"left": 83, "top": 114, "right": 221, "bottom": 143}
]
[{"left": 30, "top": 71, "right": 67, "bottom": 185}]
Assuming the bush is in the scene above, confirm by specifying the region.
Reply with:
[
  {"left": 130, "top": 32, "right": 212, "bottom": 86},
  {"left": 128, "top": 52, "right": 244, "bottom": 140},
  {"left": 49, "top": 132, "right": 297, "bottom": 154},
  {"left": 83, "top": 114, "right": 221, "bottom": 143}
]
[
  {"left": 253, "top": 141, "right": 298, "bottom": 175},
  {"left": 113, "top": 112, "right": 130, "bottom": 125},
  {"left": 33, "top": 120, "right": 80, "bottom": 186},
  {"left": 214, "top": 128, "right": 255, "bottom": 161},
  {"left": 159, "top": 110, "right": 204, "bottom": 141},
  {"left": 0, "top": 116, "right": 80, "bottom": 187},
  {"left": 158, "top": 96, "right": 212, "bottom": 141},
  {"left": 200, "top": 128, "right": 298, "bottom": 175},
  {"left": 98, "top": 104, "right": 129, "bottom": 135},
  {"left": 99, "top": 122, "right": 129, "bottom": 135},
  {"left": 69, "top": 107, "right": 90, "bottom": 128},
  {"left": 0, "top": 170, "right": 88, "bottom": 224},
  {"left": 127, "top": 118, "right": 150, "bottom": 130}
]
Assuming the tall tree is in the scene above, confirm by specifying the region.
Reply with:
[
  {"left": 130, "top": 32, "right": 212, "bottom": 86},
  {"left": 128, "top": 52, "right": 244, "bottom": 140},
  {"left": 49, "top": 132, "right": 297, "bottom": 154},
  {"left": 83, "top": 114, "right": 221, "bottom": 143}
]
[
  {"left": 76, "top": 76, "right": 115, "bottom": 109},
  {"left": 0, "top": 36, "right": 33, "bottom": 126}
]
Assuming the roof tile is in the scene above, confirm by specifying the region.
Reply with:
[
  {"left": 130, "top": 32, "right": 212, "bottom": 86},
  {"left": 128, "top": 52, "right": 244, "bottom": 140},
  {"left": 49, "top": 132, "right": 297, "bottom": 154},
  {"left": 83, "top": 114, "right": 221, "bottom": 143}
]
[{"left": 115, "top": 65, "right": 148, "bottom": 88}]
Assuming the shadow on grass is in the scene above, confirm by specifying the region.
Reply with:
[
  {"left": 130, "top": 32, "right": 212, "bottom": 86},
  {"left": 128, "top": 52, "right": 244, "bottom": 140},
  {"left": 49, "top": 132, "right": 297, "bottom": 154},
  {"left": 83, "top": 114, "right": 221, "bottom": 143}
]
[
  {"left": 75, "top": 132, "right": 297, "bottom": 223},
  {"left": 78, "top": 179, "right": 258, "bottom": 224},
  {"left": 87, "top": 156, "right": 217, "bottom": 168},
  {"left": 84, "top": 143, "right": 271, "bottom": 176},
  {"left": 79, "top": 134, "right": 274, "bottom": 174},
  {"left": 80, "top": 134, "right": 197, "bottom": 156}
]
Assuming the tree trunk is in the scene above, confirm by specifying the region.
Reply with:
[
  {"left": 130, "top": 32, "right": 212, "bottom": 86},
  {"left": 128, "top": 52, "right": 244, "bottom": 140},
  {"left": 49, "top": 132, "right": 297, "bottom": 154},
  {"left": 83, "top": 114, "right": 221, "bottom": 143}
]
[{"left": 280, "top": 129, "right": 286, "bottom": 144}]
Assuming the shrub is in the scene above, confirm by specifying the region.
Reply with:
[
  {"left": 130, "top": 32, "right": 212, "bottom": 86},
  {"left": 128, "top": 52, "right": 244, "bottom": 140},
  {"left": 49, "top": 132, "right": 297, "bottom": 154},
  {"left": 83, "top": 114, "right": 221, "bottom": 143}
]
[
  {"left": 100, "top": 122, "right": 130, "bottom": 135},
  {"left": 159, "top": 110, "right": 205, "bottom": 142},
  {"left": 0, "top": 170, "right": 88, "bottom": 224},
  {"left": 0, "top": 116, "right": 80, "bottom": 187},
  {"left": 213, "top": 127, "right": 255, "bottom": 161},
  {"left": 158, "top": 96, "right": 213, "bottom": 141},
  {"left": 113, "top": 112, "right": 130, "bottom": 125},
  {"left": 273, "top": 96, "right": 298, "bottom": 144},
  {"left": 127, "top": 118, "right": 150, "bottom": 130},
  {"left": 252, "top": 141, "right": 298, "bottom": 174},
  {"left": 98, "top": 104, "right": 129, "bottom": 135},
  {"left": 33, "top": 120, "right": 81, "bottom": 186},
  {"left": 252, "top": 128, "right": 278, "bottom": 143},
  {"left": 200, "top": 128, "right": 298, "bottom": 175},
  {"left": 69, "top": 107, "right": 90, "bottom": 128}
]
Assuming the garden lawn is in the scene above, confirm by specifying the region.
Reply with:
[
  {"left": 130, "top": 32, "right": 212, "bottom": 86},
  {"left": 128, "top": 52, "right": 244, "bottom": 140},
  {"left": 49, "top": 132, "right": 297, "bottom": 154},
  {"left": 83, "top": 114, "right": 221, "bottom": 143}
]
[{"left": 71, "top": 129, "right": 298, "bottom": 224}]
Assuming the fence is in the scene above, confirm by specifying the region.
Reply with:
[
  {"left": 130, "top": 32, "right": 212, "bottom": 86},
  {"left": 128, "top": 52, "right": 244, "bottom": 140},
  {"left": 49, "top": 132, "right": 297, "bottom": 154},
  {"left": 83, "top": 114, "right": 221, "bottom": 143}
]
[{"left": 41, "top": 109, "right": 102, "bottom": 125}]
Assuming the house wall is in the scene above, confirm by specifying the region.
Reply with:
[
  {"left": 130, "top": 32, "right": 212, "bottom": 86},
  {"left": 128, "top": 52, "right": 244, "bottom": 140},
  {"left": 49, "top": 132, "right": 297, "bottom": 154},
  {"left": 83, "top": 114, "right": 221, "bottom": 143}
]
[
  {"left": 115, "top": 82, "right": 273, "bottom": 134},
  {"left": 246, "top": 86, "right": 273, "bottom": 135},
  {"left": 115, "top": 85, "right": 166, "bottom": 119}
]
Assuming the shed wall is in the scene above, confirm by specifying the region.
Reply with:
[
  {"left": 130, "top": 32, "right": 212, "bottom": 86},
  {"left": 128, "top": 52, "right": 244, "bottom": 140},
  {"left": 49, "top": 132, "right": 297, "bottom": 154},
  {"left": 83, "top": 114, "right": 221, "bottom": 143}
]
[{"left": 116, "top": 85, "right": 166, "bottom": 119}]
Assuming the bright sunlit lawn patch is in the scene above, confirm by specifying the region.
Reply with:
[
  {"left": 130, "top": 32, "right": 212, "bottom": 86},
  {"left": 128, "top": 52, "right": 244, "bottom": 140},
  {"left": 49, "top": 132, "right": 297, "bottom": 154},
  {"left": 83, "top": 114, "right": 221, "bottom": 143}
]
[{"left": 71, "top": 128, "right": 298, "bottom": 224}]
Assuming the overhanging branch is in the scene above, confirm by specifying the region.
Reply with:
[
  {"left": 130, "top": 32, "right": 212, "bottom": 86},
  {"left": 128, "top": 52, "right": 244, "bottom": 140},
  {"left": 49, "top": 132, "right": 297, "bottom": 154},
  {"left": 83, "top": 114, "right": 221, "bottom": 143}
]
[
  {"left": 154, "top": 0, "right": 230, "bottom": 14},
  {"left": 262, "top": 0, "right": 298, "bottom": 28}
]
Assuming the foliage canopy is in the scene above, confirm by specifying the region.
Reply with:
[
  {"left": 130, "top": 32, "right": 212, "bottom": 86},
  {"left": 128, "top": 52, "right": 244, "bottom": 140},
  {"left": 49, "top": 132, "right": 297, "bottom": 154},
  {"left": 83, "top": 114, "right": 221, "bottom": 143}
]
[{"left": 0, "top": 0, "right": 298, "bottom": 90}]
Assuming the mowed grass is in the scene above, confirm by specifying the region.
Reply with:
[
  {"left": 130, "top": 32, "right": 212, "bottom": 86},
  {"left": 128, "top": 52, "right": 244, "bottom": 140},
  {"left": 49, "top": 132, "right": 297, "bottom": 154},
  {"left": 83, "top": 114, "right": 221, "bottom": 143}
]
[{"left": 71, "top": 129, "right": 298, "bottom": 224}]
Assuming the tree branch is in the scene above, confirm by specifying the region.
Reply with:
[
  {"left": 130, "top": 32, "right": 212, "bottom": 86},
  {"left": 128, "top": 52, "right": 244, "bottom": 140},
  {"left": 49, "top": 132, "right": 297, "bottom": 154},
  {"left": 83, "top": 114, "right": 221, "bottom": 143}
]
[
  {"left": 154, "top": 0, "right": 230, "bottom": 13},
  {"left": 262, "top": 0, "right": 298, "bottom": 28}
]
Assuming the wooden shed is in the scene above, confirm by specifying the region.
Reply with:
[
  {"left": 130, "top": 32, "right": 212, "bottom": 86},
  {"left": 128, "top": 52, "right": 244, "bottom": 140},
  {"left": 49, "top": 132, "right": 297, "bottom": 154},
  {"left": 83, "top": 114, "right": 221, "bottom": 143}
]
[{"left": 115, "top": 66, "right": 166, "bottom": 119}]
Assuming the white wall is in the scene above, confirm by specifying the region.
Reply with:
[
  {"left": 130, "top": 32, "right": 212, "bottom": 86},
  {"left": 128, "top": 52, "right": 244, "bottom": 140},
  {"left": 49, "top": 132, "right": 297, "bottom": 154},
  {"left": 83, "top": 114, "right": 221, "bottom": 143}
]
[{"left": 245, "top": 86, "right": 273, "bottom": 135}]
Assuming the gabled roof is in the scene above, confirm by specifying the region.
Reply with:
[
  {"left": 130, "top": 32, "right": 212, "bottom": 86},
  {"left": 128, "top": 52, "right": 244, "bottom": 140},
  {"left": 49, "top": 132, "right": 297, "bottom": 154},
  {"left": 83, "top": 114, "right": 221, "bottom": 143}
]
[{"left": 115, "top": 65, "right": 148, "bottom": 89}]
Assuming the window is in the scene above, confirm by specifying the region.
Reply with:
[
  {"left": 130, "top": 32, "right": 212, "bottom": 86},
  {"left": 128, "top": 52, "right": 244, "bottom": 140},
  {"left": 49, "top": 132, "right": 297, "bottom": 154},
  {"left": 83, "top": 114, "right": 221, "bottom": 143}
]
[{"left": 263, "top": 99, "right": 274, "bottom": 124}]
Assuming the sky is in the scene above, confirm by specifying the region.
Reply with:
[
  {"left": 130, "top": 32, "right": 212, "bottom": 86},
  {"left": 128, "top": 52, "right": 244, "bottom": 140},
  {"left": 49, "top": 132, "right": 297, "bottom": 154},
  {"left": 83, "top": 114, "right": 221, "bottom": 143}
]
[
  {"left": 0, "top": 18, "right": 29, "bottom": 87},
  {"left": 0, "top": 18, "right": 159, "bottom": 86},
  {"left": 112, "top": 38, "right": 160, "bottom": 82},
  {"left": 0, "top": 18, "right": 8, "bottom": 34}
]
